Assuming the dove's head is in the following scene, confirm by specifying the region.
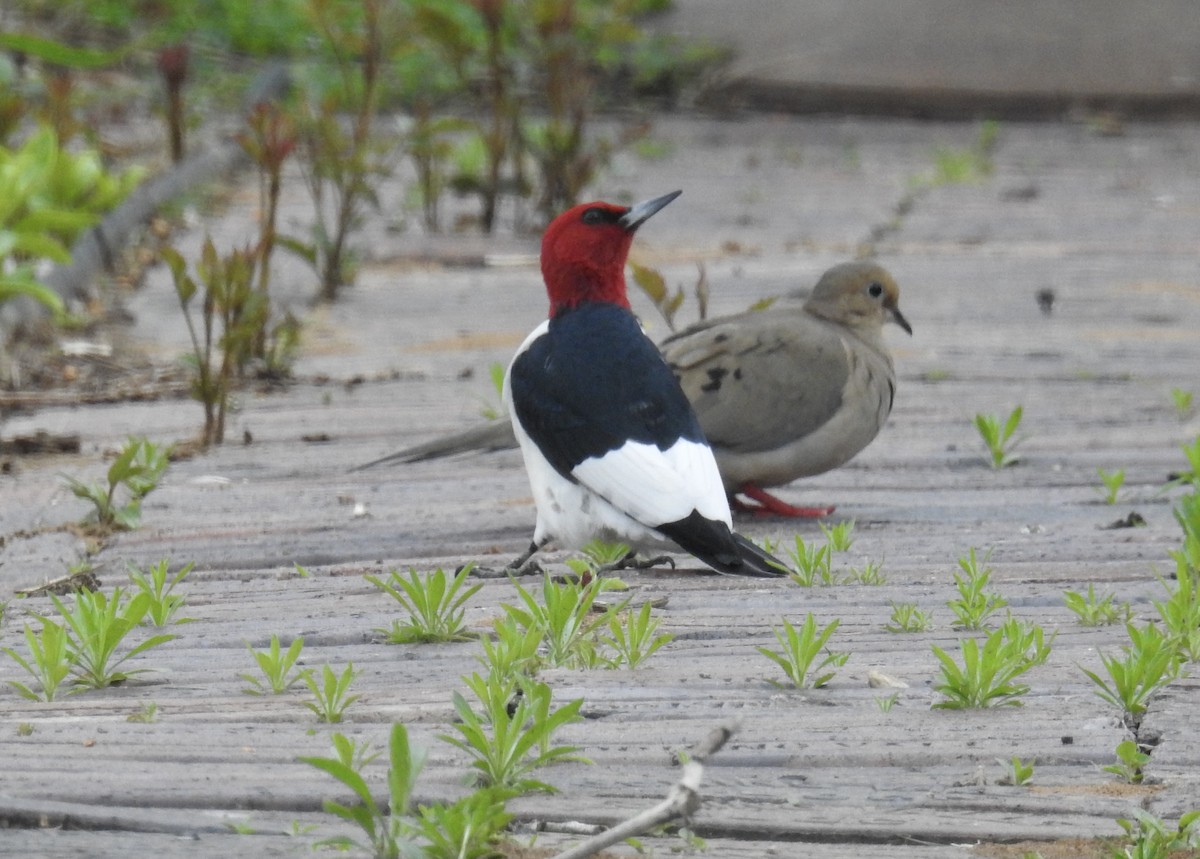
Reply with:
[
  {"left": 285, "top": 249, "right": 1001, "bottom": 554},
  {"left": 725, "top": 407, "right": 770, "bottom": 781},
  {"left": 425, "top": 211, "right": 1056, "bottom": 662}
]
[
  {"left": 540, "top": 190, "right": 681, "bottom": 317},
  {"left": 806, "top": 262, "right": 911, "bottom": 335}
]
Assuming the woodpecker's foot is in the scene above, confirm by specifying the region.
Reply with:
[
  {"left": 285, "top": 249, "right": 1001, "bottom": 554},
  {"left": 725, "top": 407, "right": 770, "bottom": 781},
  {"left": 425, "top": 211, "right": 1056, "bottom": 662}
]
[
  {"left": 733, "top": 485, "right": 835, "bottom": 518},
  {"left": 599, "top": 552, "right": 676, "bottom": 573}
]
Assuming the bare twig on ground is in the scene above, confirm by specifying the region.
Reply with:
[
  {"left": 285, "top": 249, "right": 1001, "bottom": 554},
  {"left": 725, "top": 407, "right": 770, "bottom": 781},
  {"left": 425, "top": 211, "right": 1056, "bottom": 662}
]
[{"left": 549, "top": 720, "right": 738, "bottom": 859}]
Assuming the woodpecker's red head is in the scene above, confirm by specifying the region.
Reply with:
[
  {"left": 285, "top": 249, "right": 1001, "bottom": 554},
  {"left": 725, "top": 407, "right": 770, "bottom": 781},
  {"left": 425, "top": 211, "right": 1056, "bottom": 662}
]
[{"left": 540, "top": 190, "right": 681, "bottom": 316}]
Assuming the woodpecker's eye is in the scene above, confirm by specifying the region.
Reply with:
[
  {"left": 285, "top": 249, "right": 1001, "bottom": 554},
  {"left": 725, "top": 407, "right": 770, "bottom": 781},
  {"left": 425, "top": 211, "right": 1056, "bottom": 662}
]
[
  {"left": 867, "top": 281, "right": 884, "bottom": 298},
  {"left": 581, "top": 207, "right": 606, "bottom": 225}
]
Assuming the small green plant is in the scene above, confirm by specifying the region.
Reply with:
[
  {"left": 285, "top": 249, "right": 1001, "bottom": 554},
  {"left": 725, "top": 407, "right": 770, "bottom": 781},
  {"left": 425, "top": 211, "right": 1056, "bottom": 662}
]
[
  {"left": 1081, "top": 622, "right": 1182, "bottom": 729},
  {"left": 1113, "top": 809, "right": 1200, "bottom": 858},
  {"left": 1155, "top": 542, "right": 1200, "bottom": 662},
  {"left": 564, "top": 539, "right": 631, "bottom": 576},
  {"left": 875, "top": 692, "right": 900, "bottom": 713},
  {"left": 478, "top": 615, "right": 544, "bottom": 681},
  {"left": 885, "top": 602, "right": 934, "bottom": 633},
  {"left": 1170, "top": 387, "right": 1194, "bottom": 419},
  {"left": 302, "top": 725, "right": 423, "bottom": 858},
  {"left": 1063, "top": 584, "right": 1131, "bottom": 627},
  {"left": 948, "top": 548, "right": 1008, "bottom": 630},
  {"left": 128, "top": 560, "right": 195, "bottom": 627},
  {"left": 758, "top": 615, "right": 848, "bottom": 689},
  {"left": 1000, "top": 756, "right": 1035, "bottom": 786},
  {"left": 847, "top": 559, "right": 887, "bottom": 585},
  {"left": 782, "top": 535, "right": 833, "bottom": 586},
  {"left": 62, "top": 437, "right": 169, "bottom": 530},
  {"left": 52, "top": 588, "right": 177, "bottom": 689},
  {"left": 127, "top": 702, "right": 160, "bottom": 723},
  {"left": 3, "top": 619, "right": 73, "bottom": 702},
  {"left": 932, "top": 619, "right": 1051, "bottom": 709},
  {"left": 304, "top": 663, "right": 361, "bottom": 724},
  {"left": 304, "top": 723, "right": 514, "bottom": 859},
  {"left": 479, "top": 362, "right": 507, "bottom": 420},
  {"left": 367, "top": 564, "right": 481, "bottom": 644},
  {"left": 601, "top": 601, "right": 674, "bottom": 669},
  {"left": 927, "top": 120, "right": 999, "bottom": 186},
  {"left": 442, "top": 672, "right": 587, "bottom": 794},
  {"left": 241, "top": 634, "right": 309, "bottom": 695},
  {"left": 503, "top": 573, "right": 621, "bottom": 669},
  {"left": 974, "top": 405, "right": 1024, "bottom": 469},
  {"left": 1103, "top": 738, "right": 1151, "bottom": 785},
  {"left": 820, "top": 520, "right": 855, "bottom": 552},
  {"left": 1097, "top": 468, "right": 1126, "bottom": 505}
]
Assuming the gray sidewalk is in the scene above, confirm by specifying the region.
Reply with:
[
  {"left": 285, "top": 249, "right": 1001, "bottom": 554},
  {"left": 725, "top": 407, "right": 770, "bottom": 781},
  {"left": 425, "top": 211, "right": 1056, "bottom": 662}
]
[{"left": 660, "top": 0, "right": 1200, "bottom": 117}]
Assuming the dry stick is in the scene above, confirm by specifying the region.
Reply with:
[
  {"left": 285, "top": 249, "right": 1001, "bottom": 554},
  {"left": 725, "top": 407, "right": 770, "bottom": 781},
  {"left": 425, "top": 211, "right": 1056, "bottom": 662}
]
[{"left": 549, "top": 720, "right": 738, "bottom": 859}]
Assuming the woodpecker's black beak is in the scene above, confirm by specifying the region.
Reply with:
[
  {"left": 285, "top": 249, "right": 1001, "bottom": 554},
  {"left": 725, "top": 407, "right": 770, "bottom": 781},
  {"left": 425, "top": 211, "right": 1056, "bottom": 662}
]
[{"left": 619, "top": 190, "right": 682, "bottom": 232}]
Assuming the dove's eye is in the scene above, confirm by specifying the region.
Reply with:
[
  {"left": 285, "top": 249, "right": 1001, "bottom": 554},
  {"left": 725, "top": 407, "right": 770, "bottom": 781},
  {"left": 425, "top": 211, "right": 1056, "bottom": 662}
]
[{"left": 867, "top": 281, "right": 884, "bottom": 298}]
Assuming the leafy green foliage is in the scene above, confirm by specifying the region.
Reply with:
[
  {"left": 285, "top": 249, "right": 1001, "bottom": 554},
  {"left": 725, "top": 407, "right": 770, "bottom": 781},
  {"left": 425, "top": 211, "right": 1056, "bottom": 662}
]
[
  {"left": 1156, "top": 536, "right": 1200, "bottom": 662},
  {"left": 775, "top": 521, "right": 880, "bottom": 587},
  {"left": 948, "top": 548, "right": 1008, "bottom": 630},
  {"left": 564, "top": 539, "right": 631, "bottom": 576},
  {"left": 974, "top": 405, "right": 1024, "bottom": 469},
  {"left": 926, "top": 120, "right": 999, "bottom": 186},
  {"left": 441, "top": 672, "right": 587, "bottom": 795},
  {"left": 303, "top": 723, "right": 514, "bottom": 859},
  {"left": 1081, "top": 622, "right": 1182, "bottom": 726},
  {"left": 1103, "top": 739, "right": 1151, "bottom": 785},
  {"left": 51, "top": 588, "right": 178, "bottom": 689},
  {"left": 932, "top": 619, "right": 1051, "bottom": 709},
  {"left": 367, "top": 565, "right": 481, "bottom": 644},
  {"left": 502, "top": 573, "right": 622, "bottom": 669},
  {"left": 1097, "top": 468, "right": 1126, "bottom": 505},
  {"left": 1112, "top": 809, "right": 1200, "bottom": 858},
  {"left": 304, "top": 663, "right": 361, "bottom": 723},
  {"left": 0, "top": 125, "right": 141, "bottom": 316},
  {"left": 61, "top": 437, "right": 169, "bottom": 531},
  {"left": 3, "top": 619, "right": 73, "bottom": 701},
  {"left": 758, "top": 615, "right": 848, "bottom": 689},
  {"left": 1063, "top": 584, "right": 1131, "bottom": 627},
  {"left": 128, "top": 560, "right": 195, "bottom": 627},
  {"left": 1000, "top": 756, "right": 1035, "bottom": 787},
  {"left": 241, "top": 634, "right": 309, "bottom": 695},
  {"left": 601, "top": 601, "right": 674, "bottom": 668},
  {"left": 885, "top": 601, "right": 934, "bottom": 633},
  {"left": 302, "top": 725, "right": 424, "bottom": 858},
  {"left": 1170, "top": 387, "right": 1194, "bottom": 419}
]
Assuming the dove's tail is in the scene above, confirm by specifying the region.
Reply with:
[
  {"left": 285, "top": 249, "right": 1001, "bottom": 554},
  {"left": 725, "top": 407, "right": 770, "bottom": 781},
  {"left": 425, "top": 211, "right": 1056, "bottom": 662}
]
[{"left": 350, "top": 421, "right": 518, "bottom": 471}]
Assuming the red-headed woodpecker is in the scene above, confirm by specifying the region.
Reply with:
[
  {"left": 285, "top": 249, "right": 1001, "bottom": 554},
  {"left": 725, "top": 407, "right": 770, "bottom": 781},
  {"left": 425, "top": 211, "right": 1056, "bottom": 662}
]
[{"left": 503, "top": 191, "right": 786, "bottom": 577}]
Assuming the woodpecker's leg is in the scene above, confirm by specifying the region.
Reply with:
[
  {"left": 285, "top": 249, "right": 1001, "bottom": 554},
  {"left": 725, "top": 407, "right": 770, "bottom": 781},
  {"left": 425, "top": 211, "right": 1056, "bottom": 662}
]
[
  {"left": 599, "top": 551, "right": 676, "bottom": 573},
  {"left": 734, "top": 484, "right": 834, "bottom": 519},
  {"left": 504, "top": 536, "right": 552, "bottom": 574}
]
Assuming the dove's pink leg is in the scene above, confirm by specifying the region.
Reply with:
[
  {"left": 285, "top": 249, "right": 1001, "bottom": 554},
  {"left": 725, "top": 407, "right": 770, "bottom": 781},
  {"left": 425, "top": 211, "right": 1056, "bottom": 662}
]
[{"left": 734, "top": 484, "right": 834, "bottom": 518}]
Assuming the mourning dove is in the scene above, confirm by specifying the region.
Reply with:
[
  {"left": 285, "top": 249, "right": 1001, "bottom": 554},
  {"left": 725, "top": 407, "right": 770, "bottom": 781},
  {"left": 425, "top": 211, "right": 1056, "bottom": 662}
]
[
  {"left": 661, "top": 260, "right": 910, "bottom": 516},
  {"left": 357, "top": 261, "right": 910, "bottom": 518}
]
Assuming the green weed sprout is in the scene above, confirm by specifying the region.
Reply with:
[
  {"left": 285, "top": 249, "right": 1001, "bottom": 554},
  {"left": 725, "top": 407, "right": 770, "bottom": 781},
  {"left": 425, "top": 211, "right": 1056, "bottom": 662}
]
[
  {"left": 62, "top": 437, "right": 169, "bottom": 530},
  {"left": 3, "top": 619, "right": 73, "bottom": 701},
  {"left": 1114, "top": 809, "right": 1200, "bottom": 856},
  {"left": 1155, "top": 540, "right": 1200, "bottom": 662},
  {"left": 241, "top": 634, "right": 309, "bottom": 695},
  {"left": 1097, "top": 468, "right": 1126, "bottom": 505},
  {"left": 565, "top": 539, "right": 631, "bottom": 576},
  {"left": 783, "top": 536, "right": 832, "bottom": 586},
  {"left": 974, "top": 406, "right": 1024, "bottom": 469},
  {"left": 503, "top": 573, "right": 622, "bottom": 669},
  {"left": 1170, "top": 387, "right": 1194, "bottom": 419},
  {"left": 948, "top": 548, "right": 1008, "bottom": 630},
  {"left": 932, "top": 619, "right": 1051, "bottom": 708},
  {"left": 128, "top": 560, "right": 195, "bottom": 626},
  {"left": 1063, "top": 584, "right": 1131, "bottom": 627},
  {"left": 52, "top": 588, "right": 177, "bottom": 689},
  {"left": 1000, "top": 756, "right": 1035, "bottom": 786},
  {"left": 1080, "top": 622, "right": 1182, "bottom": 728},
  {"left": 1103, "top": 739, "right": 1150, "bottom": 785},
  {"left": 302, "top": 725, "right": 424, "bottom": 857},
  {"left": 758, "top": 615, "right": 848, "bottom": 688},
  {"left": 601, "top": 602, "right": 674, "bottom": 669},
  {"left": 479, "top": 362, "right": 507, "bottom": 420},
  {"left": 442, "top": 672, "right": 587, "bottom": 794},
  {"left": 304, "top": 663, "right": 361, "bottom": 723},
  {"left": 885, "top": 602, "right": 933, "bottom": 633},
  {"left": 367, "top": 564, "right": 481, "bottom": 644}
]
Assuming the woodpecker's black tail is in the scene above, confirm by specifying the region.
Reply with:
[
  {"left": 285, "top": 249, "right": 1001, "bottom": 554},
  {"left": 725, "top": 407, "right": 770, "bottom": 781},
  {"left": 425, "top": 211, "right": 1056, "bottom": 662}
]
[{"left": 658, "top": 511, "right": 788, "bottom": 578}]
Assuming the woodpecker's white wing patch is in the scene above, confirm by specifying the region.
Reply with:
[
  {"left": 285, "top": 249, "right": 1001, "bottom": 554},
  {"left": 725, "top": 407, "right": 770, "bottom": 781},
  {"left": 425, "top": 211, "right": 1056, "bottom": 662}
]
[{"left": 571, "top": 438, "right": 731, "bottom": 529}]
